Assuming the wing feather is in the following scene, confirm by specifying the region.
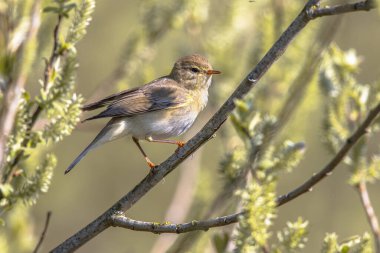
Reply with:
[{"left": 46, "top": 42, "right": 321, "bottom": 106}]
[
  {"left": 83, "top": 78, "right": 190, "bottom": 121},
  {"left": 82, "top": 87, "right": 139, "bottom": 111}
]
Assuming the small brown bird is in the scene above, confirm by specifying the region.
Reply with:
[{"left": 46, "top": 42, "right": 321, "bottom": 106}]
[{"left": 65, "top": 54, "right": 220, "bottom": 174}]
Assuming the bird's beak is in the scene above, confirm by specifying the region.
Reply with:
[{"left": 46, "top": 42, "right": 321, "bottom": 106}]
[{"left": 206, "top": 69, "right": 221, "bottom": 75}]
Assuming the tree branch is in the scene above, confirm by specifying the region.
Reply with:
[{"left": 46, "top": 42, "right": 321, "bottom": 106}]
[
  {"left": 277, "top": 101, "right": 380, "bottom": 206},
  {"left": 33, "top": 211, "right": 52, "bottom": 253},
  {"left": 111, "top": 212, "right": 239, "bottom": 234},
  {"left": 51, "top": 1, "right": 376, "bottom": 252},
  {"left": 308, "top": 0, "right": 376, "bottom": 19},
  {"left": 357, "top": 182, "right": 380, "bottom": 253}
]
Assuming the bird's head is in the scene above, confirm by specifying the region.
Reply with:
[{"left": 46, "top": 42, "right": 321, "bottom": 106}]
[{"left": 170, "top": 54, "right": 221, "bottom": 90}]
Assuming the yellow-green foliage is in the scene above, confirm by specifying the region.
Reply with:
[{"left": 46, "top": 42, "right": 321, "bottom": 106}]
[
  {"left": 66, "top": 0, "right": 95, "bottom": 45},
  {"left": 234, "top": 182, "right": 277, "bottom": 252},
  {"left": 220, "top": 146, "right": 247, "bottom": 183},
  {"left": 14, "top": 153, "right": 56, "bottom": 206},
  {"left": 226, "top": 95, "right": 307, "bottom": 252},
  {"left": 0, "top": 0, "right": 93, "bottom": 211},
  {"left": 256, "top": 141, "right": 305, "bottom": 180},
  {"left": 0, "top": 0, "right": 95, "bottom": 251},
  {"left": 321, "top": 233, "right": 372, "bottom": 253},
  {"left": 0, "top": 204, "right": 36, "bottom": 253},
  {"left": 42, "top": 55, "right": 83, "bottom": 142},
  {"left": 273, "top": 217, "right": 309, "bottom": 253},
  {"left": 319, "top": 45, "right": 380, "bottom": 186}
]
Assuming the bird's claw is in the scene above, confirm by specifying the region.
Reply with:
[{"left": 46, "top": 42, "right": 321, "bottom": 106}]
[
  {"left": 147, "top": 161, "right": 156, "bottom": 169},
  {"left": 175, "top": 141, "right": 185, "bottom": 153},
  {"left": 177, "top": 141, "right": 185, "bottom": 147}
]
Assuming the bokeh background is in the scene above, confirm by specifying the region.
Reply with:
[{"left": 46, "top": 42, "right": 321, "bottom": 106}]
[{"left": 26, "top": 0, "right": 380, "bottom": 252}]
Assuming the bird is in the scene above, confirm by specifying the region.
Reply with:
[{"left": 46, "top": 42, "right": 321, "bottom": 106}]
[{"left": 65, "top": 54, "right": 221, "bottom": 174}]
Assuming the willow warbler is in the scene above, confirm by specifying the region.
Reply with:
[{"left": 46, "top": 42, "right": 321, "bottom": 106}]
[{"left": 65, "top": 54, "right": 220, "bottom": 174}]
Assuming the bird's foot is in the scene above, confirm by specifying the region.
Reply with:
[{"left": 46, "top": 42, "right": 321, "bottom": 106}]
[
  {"left": 147, "top": 160, "right": 156, "bottom": 169},
  {"left": 176, "top": 141, "right": 185, "bottom": 147},
  {"left": 175, "top": 141, "right": 185, "bottom": 153}
]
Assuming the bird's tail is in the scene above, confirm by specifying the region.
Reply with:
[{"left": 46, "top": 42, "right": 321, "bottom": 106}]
[
  {"left": 65, "top": 141, "right": 97, "bottom": 174},
  {"left": 65, "top": 118, "right": 128, "bottom": 174}
]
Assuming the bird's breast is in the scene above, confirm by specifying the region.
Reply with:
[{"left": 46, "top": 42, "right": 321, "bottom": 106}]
[{"left": 126, "top": 106, "right": 200, "bottom": 140}]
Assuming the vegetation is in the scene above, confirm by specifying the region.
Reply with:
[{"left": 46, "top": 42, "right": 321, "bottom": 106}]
[{"left": 0, "top": 0, "right": 378, "bottom": 252}]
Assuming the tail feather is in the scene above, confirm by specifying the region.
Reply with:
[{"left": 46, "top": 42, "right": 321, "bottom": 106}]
[
  {"left": 65, "top": 143, "right": 95, "bottom": 174},
  {"left": 65, "top": 118, "right": 128, "bottom": 174}
]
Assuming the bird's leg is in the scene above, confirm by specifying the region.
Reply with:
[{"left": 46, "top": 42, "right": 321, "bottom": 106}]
[
  {"left": 145, "top": 136, "right": 185, "bottom": 151},
  {"left": 132, "top": 137, "right": 155, "bottom": 169}
]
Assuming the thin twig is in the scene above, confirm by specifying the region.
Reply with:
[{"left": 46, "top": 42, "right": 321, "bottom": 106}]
[
  {"left": 43, "top": 14, "right": 63, "bottom": 90},
  {"left": 51, "top": 1, "right": 376, "bottom": 252},
  {"left": 33, "top": 211, "right": 52, "bottom": 253},
  {"left": 357, "top": 182, "right": 380, "bottom": 253},
  {"left": 111, "top": 212, "right": 238, "bottom": 234},
  {"left": 308, "top": 0, "right": 376, "bottom": 19},
  {"left": 277, "top": 101, "right": 380, "bottom": 206}
]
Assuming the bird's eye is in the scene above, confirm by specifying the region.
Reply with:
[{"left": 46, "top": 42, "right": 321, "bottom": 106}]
[{"left": 190, "top": 67, "right": 200, "bottom": 73}]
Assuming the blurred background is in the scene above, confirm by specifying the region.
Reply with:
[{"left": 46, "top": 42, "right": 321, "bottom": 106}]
[{"left": 4, "top": 0, "right": 379, "bottom": 252}]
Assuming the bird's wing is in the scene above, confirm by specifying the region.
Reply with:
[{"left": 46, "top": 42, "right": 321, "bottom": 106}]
[
  {"left": 82, "top": 87, "right": 140, "bottom": 111},
  {"left": 83, "top": 78, "right": 190, "bottom": 121}
]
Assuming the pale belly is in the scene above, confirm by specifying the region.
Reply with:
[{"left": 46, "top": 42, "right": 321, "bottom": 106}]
[{"left": 125, "top": 108, "right": 199, "bottom": 140}]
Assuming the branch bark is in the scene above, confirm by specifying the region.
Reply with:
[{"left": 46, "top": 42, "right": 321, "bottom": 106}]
[
  {"left": 111, "top": 212, "right": 238, "bottom": 234},
  {"left": 33, "top": 211, "right": 52, "bottom": 253},
  {"left": 357, "top": 182, "right": 380, "bottom": 253},
  {"left": 51, "top": 1, "right": 376, "bottom": 252},
  {"left": 308, "top": 0, "right": 375, "bottom": 18}
]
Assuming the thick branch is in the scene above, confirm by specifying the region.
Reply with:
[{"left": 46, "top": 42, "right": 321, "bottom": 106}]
[
  {"left": 51, "top": 1, "right": 376, "bottom": 252},
  {"left": 357, "top": 182, "right": 380, "bottom": 253}
]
